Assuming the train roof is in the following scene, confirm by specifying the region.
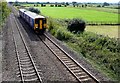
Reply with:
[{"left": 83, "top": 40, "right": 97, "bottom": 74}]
[{"left": 19, "top": 9, "right": 45, "bottom": 19}]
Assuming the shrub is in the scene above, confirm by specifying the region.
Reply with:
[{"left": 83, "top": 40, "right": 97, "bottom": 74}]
[
  {"left": 97, "top": 5, "right": 101, "bottom": 7},
  {"left": 28, "top": 7, "right": 40, "bottom": 14},
  {"left": 50, "top": 5, "right": 54, "bottom": 7},
  {"left": 67, "top": 18, "right": 86, "bottom": 33},
  {"left": 58, "top": 5, "right": 62, "bottom": 7}
]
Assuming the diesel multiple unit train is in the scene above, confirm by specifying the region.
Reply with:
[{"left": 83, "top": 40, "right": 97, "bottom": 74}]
[{"left": 19, "top": 9, "right": 47, "bottom": 33}]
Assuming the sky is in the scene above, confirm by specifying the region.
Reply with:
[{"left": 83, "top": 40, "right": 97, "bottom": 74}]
[{"left": 6, "top": 0, "right": 120, "bottom": 3}]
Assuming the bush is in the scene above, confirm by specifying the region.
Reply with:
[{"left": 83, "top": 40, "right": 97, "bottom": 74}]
[
  {"left": 58, "top": 5, "right": 62, "bottom": 7},
  {"left": 97, "top": 5, "right": 101, "bottom": 7},
  {"left": 50, "top": 5, "right": 54, "bottom": 7},
  {"left": 67, "top": 18, "right": 86, "bottom": 33},
  {"left": 28, "top": 7, "right": 40, "bottom": 14}
]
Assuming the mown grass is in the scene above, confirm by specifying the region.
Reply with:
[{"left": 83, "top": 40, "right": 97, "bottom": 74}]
[
  {"left": 37, "top": 7, "right": 119, "bottom": 24},
  {"left": 86, "top": 26, "right": 118, "bottom": 38},
  {"left": 48, "top": 18, "right": 120, "bottom": 82}
]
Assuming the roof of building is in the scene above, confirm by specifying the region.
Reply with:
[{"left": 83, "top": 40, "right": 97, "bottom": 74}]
[{"left": 19, "top": 9, "right": 45, "bottom": 19}]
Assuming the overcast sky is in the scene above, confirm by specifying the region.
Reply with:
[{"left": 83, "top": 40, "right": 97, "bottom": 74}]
[{"left": 6, "top": 0, "right": 120, "bottom": 3}]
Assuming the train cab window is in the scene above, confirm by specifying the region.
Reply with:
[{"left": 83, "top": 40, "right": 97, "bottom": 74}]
[{"left": 35, "top": 19, "right": 39, "bottom": 24}]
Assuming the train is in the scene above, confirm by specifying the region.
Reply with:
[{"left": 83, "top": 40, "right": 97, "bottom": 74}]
[{"left": 19, "top": 9, "right": 47, "bottom": 33}]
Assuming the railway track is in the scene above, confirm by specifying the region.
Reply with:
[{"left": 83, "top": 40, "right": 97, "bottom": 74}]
[
  {"left": 10, "top": 13, "right": 42, "bottom": 82},
  {"left": 39, "top": 33, "right": 99, "bottom": 83}
]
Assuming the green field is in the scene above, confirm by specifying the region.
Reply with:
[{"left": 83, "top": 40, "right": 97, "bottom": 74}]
[
  {"left": 86, "top": 26, "right": 118, "bottom": 38},
  {"left": 37, "top": 7, "right": 119, "bottom": 24}
]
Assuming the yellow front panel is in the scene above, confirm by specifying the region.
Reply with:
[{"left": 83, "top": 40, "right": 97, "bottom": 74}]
[{"left": 40, "top": 20, "right": 42, "bottom": 29}]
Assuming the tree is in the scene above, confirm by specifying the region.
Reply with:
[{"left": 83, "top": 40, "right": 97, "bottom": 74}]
[
  {"left": 61, "top": 2, "right": 65, "bottom": 5},
  {"left": 14, "top": 0, "right": 21, "bottom": 6},
  {"left": 66, "top": 2, "right": 69, "bottom": 5},
  {"left": 29, "top": 7, "right": 40, "bottom": 14},
  {"left": 46, "top": 2, "right": 50, "bottom": 4},
  {"left": 103, "top": 2, "right": 110, "bottom": 6},
  {"left": 9, "top": 2, "right": 14, "bottom": 4},
  {"left": 72, "top": 1, "right": 77, "bottom": 7}
]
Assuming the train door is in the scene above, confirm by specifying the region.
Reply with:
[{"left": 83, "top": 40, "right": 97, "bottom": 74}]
[
  {"left": 35, "top": 19, "right": 39, "bottom": 31},
  {"left": 39, "top": 19, "right": 43, "bottom": 29}
]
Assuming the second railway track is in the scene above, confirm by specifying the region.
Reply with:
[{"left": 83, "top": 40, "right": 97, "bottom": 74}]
[
  {"left": 39, "top": 33, "right": 99, "bottom": 83},
  {"left": 10, "top": 13, "right": 42, "bottom": 82}
]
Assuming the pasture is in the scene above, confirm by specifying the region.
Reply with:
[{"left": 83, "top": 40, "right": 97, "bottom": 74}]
[
  {"left": 37, "top": 7, "right": 119, "bottom": 24},
  {"left": 81, "top": 7, "right": 119, "bottom": 14},
  {"left": 86, "top": 26, "right": 118, "bottom": 38}
]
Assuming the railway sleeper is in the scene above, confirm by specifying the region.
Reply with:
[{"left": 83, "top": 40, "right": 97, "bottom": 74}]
[
  {"left": 70, "top": 67, "right": 80, "bottom": 70},
  {"left": 61, "top": 58, "right": 70, "bottom": 61},
  {"left": 20, "top": 59, "right": 31, "bottom": 62},
  {"left": 65, "top": 62, "right": 75, "bottom": 65},
  {"left": 79, "top": 77, "right": 92, "bottom": 82},
  {"left": 20, "top": 57, "right": 30, "bottom": 60},
  {"left": 22, "top": 67, "right": 34, "bottom": 71},
  {"left": 60, "top": 56, "right": 69, "bottom": 59},
  {"left": 72, "top": 69, "right": 83, "bottom": 73},
  {"left": 21, "top": 64, "right": 33, "bottom": 67},
  {"left": 21, "top": 61, "right": 31, "bottom": 65},
  {"left": 68, "top": 64, "right": 78, "bottom": 68},
  {"left": 75, "top": 72, "right": 86, "bottom": 76},
  {"left": 78, "top": 75, "right": 89, "bottom": 79},
  {"left": 64, "top": 60, "right": 73, "bottom": 63},
  {"left": 24, "top": 77, "right": 38, "bottom": 82},
  {"left": 22, "top": 70, "right": 35, "bottom": 74},
  {"left": 23, "top": 72, "right": 36, "bottom": 77}
]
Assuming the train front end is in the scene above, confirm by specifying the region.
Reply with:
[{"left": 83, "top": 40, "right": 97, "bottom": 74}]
[{"left": 34, "top": 17, "right": 47, "bottom": 34}]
